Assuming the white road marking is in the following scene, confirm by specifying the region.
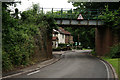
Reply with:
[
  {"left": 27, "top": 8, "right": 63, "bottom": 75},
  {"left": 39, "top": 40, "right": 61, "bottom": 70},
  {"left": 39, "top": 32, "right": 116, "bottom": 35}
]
[
  {"left": 100, "top": 60, "right": 110, "bottom": 80},
  {"left": 27, "top": 70, "right": 40, "bottom": 76}
]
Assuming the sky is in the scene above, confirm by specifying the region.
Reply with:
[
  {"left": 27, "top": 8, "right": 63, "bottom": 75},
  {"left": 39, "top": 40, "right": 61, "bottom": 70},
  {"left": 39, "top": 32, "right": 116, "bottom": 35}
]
[{"left": 12, "top": 0, "right": 75, "bottom": 12}]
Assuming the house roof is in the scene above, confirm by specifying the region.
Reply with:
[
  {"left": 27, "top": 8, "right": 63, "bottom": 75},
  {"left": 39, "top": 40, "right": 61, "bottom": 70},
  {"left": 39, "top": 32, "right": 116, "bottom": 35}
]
[
  {"left": 58, "top": 27, "right": 71, "bottom": 35},
  {"left": 52, "top": 37, "right": 58, "bottom": 41}
]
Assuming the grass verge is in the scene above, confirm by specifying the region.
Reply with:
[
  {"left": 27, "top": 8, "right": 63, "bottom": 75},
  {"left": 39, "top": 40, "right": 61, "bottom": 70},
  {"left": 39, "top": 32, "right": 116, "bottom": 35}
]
[
  {"left": 102, "top": 57, "right": 120, "bottom": 79},
  {"left": 82, "top": 48, "right": 92, "bottom": 50}
]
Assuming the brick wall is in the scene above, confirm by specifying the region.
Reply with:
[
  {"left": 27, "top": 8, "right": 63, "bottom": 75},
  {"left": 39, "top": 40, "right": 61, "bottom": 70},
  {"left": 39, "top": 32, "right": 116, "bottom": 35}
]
[
  {"left": 33, "top": 27, "right": 52, "bottom": 62},
  {"left": 95, "top": 26, "right": 119, "bottom": 56}
]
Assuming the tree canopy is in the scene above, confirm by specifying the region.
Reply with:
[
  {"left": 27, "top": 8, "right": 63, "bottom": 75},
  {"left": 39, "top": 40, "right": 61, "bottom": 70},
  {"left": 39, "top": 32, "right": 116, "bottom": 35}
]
[
  {"left": 72, "top": 2, "right": 120, "bottom": 10},
  {"left": 64, "top": 2, "right": 120, "bottom": 49}
]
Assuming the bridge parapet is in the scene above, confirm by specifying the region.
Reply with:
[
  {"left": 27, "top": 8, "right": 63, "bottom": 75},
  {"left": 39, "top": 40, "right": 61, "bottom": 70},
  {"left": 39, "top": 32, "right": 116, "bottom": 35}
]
[
  {"left": 54, "top": 18, "right": 104, "bottom": 27},
  {"left": 40, "top": 8, "right": 107, "bottom": 19},
  {"left": 40, "top": 8, "right": 106, "bottom": 26}
]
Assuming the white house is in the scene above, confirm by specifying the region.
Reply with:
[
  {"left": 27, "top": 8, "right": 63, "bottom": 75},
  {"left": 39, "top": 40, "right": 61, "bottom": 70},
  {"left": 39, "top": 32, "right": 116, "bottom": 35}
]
[{"left": 52, "top": 27, "right": 74, "bottom": 48}]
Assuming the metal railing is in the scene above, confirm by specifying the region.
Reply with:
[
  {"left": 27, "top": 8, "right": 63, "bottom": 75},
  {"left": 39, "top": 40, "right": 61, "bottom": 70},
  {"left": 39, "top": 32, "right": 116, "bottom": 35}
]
[{"left": 39, "top": 8, "right": 106, "bottom": 19}]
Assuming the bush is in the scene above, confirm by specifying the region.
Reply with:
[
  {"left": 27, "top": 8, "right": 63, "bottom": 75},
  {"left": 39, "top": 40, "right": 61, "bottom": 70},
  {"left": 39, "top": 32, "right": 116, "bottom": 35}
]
[
  {"left": 61, "top": 47, "right": 67, "bottom": 51},
  {"left": 2, "top": 51, "right": 13, "bottom": 71},
  {"left": 53, "top": 47, "right": 68, "bottom": 51},
  {"left": 58, "top": 43, "right": 68, "bottom": 48},
  {"left": 108, "top": 43, "right": 120, "bottom": 58},
  {"left": 76, "top": 46, "right": 83, "bottom": 50},
  {"left": 2, "top": 4, "right": 57, "bottom": 71},
  {"left": 91, "top": 49, "right": 96, "bottom": 56},
  {"left": 52, "top": 46, "right": 72, "bottom": 51},
  {"left": 53, "top": 47, "right": 61, "bottom": 51}
]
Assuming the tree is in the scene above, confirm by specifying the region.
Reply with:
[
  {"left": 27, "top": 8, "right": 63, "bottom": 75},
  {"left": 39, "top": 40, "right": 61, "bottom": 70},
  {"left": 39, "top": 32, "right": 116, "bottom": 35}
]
[
  {"left": 65, "top": 2, "right": 120, "bottom": 49},
  {"left": 97, "top": 5, "right": 120, "bottom": 58},
  {"left": 2, "top": 3, "right": 57, "bottom": 71},
  {"left": 64, "top": 27, "right": 95, "bottom": 49},
  {"left": 98, "top": 5, "right": 120, "bottom": 36},
  {"left": 71, "top": 2, "right": 120, "bottom": 19},
  {"left": 72, "top": 2, "right": 120, "bottom": 10}
]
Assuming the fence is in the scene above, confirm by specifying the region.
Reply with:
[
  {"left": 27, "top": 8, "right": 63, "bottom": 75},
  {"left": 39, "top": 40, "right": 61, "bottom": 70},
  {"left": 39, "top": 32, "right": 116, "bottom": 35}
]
[{"left": 39, "top": 8, "right": 105, "bottom": 19}]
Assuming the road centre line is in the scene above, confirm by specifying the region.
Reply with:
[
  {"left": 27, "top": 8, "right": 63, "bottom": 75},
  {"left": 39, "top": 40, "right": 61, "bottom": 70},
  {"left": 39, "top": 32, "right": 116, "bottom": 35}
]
[{"left": 27, "top": 70, "right": 40, "bottom": 76}]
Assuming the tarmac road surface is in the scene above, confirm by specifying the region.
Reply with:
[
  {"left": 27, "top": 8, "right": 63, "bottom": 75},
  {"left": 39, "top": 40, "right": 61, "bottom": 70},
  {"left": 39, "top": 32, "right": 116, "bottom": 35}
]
[{"left": 6, "top": 50, "right": 114, "bottom": 79}]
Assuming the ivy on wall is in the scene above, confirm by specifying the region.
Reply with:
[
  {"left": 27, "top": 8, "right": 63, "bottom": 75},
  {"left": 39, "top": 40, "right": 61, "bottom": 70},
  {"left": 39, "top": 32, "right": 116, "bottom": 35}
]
[{"left": 2, "top": 3, "right": 57, "bottom": 71}]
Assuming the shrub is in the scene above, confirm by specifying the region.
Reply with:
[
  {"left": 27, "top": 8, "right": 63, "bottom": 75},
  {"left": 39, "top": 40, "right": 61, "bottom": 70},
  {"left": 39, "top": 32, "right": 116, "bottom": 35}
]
[
  {"left": 2, "top": 51, "right": 13, "bottom": 71},
  {"left": 91, "top": 49, "right": 96, "bottom": 56},
  {"left": 61, "top": 47, "right": 67, "bottom": 51},
  {"left": 2, "top": 4, "right": 57, "bottom": 71},
  {"left": 108, "top": 43, "right": 120, "bottom": 58},
  {"left": 58, "top": 43, "right": 68, "bottom": 48},
  {"left": 76, "top": 46, "right": 83, "bottom": 50},
  {"left": 58, "top": 43, "right": 73, "bottom": 50},
  {"left": 53, "top": 47, "right": 61, "bottom": 51}
]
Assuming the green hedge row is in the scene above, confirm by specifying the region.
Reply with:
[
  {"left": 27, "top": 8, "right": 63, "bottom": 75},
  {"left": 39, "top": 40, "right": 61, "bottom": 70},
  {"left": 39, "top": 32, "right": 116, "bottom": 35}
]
[
  {"left": 108, "top": 43, "right": 120, "bottom": 58},
  {"left": 2, "top": 4, "right": 57, "bottom": 71}
]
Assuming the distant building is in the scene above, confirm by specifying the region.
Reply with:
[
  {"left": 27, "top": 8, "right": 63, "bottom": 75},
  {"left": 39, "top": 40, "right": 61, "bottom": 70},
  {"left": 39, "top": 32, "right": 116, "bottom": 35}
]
[
  {"left": 52, "top": 27, "right": 74, "bottom": 48},
  {"left": 52, "top": 29, "right": 59, "bottom": 48},
  {"left": 52, "top": 37, "right": 59, "bottom": 48}
]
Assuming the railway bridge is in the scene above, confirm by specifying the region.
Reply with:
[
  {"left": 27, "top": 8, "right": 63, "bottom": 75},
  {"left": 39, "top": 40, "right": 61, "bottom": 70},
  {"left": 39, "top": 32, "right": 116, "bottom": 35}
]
[{"left": 41, "top": 8, "right": 115, "bottom": 56}]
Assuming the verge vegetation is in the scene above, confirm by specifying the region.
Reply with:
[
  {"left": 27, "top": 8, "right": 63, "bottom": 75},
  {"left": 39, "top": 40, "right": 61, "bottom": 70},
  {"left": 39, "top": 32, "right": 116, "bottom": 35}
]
[
  {"left": 102, "top": 57, "right": 120, "bottom": 78},
  {"left": 97, "top": 5, "right": 120, "bottom": 78},
  {"left": 2, "top": 3, "right": 57, "bottom": 71}
]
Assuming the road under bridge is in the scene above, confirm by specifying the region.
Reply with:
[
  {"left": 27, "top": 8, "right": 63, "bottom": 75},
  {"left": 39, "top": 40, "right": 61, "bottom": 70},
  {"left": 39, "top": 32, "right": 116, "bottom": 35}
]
[
  {"left": 55, "top": 18, "right": 115, "bottom": 56},
  {"left": 40, "top": 7, "right": 116, "bottom": 56}
]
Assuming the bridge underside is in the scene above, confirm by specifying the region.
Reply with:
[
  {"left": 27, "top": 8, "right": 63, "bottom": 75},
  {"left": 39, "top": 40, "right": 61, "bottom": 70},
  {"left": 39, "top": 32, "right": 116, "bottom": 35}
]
[{"left": 55, "top": 18, "right": 104, "bottom": 27}]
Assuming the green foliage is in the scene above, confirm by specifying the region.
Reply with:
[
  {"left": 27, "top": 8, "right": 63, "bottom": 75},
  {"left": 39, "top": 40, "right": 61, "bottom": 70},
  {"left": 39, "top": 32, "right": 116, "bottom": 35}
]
[
  {"left": 58, "top": 43, "right": 68, "bottom": 51},
  {"left": 64, "top": 27, "right": 95, "bottom": 49},
  {"left": 108, "top": 43, "right": 120, "bottom": 58},
  {"left": 72, "top": 2, "right": 120, "bottom": 10},
  {"left": 53, "top": 43, "right": 72, "bottom": 51},
  {"left": 58, "top": 43, "right": 68, "bottom": 48},
  {"left": 98, "top": 6, "right": 119, "bottom": 24},
  {"left": 91, "top": 49, "right": 96, "bottom": 56},
  {"left": 2, "top": 51, "right": 13, "bottom": 71},
  {"left": 2, "top": 3, "right": 57, "bottom": 71},
  {"left": 53, "top": 47, "right": 61, "bottom": 51},
  {"left": 102, "top": 57, "right": 119, "bottom": 77},
  {"left": 76, "top": 46, "right": 83, "bottom": 50},
  {"left": 72, "top": 2, "right": 120, "bottom": 19},
  {"left": 98, "top": 5, "right": 120, "bottom": 34},
  {"left": 97, "top": 5, "right": 120, "bottom": 58},
  {"left": 2, "top": 10, "right": 38, "bottom": 70},
  {"left": 53, "top": 47, "right": 67, "bottom": 51},
  {"left": 47, "top": 9, "right": 80, "bottom": 19}
]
